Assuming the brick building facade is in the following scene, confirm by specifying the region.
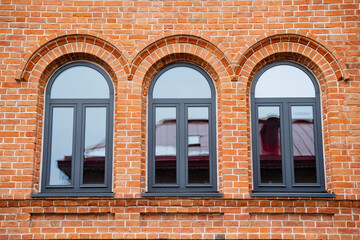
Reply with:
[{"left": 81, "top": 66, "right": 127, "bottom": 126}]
[{"left": 0, "top": 0, "right": 359, "bottom": 239}]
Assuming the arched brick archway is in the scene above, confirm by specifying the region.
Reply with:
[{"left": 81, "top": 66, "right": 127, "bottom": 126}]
[
  {"left": 131, "top": 35, "right": 234, "bottom": 194},
  {"left": 237, "top": 34, "right": 349, "bottom": 193},
  {"left": 234, "top": 33, "right": 349, "bottom": 83},
  {"left": 129, "top": 34, "right": 234, "bottom": 82},
  {"left": 16, "top": 31, "right": 129, "bottom": 82},
  {"left": 21, "top": 33, "right": 130, "bottom": 193}
]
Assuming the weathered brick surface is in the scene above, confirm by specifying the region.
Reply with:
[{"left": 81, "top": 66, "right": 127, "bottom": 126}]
[{"left": 0, "top": 0, "right": 359, "bottom": 239}]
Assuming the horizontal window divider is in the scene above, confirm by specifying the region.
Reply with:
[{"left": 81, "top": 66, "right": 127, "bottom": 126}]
[
  {"left": 292, "top": 183, "right": 322, "bottom": 187},
  {"left": 45, "top": 185, "right": 74, "bottom": 189},
  {"left": 152, "top": 99, "right": 212, "bottom": 104},
  {"left": 254, "top": 98, "right": 316, "bottom": 103},
  {"left": 49, "top": 99, "right": 110, "bottom": 104},
  {"left": 251, "top": 192, "right": 335, "bottom": 198},
  {"left": 257, "top": 184, "right": 287, "bottom": 187},
  {"left": 79, "top": 184, "right": 108, "bottom": 188},
  {"left": 31, "top": 192, "right": 114, "bottom": 198},
  {"left": 185, "top": 184, "right": 214, "bottom": 188},
  {"left": 152, "top": 184, "right": 180, "bottom": 188},
  {"left": 141, "top": 192, "right": 223, "bottom": 197}
]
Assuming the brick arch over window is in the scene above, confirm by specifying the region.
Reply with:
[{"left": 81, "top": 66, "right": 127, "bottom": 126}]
[
  {"left": 138, "top": 52, "right": 228, "bottom": 194},
  {"left": 244, "top": 52, "right": 336, "bottom": 193},
  {"left": 27, "top": 45, "right": 128, "bottom": 193},
  {"left": 129, "top": 34, "right": 234, "bottom": 82},
  {"left": 142, "top": 53, "right": 220, "bottom": 95},
  {"left": 234, "top": 33, "right": 349, "bottom": 83},
  {"left": 16, "top": 31, "right": 129, "bottom": 82}
]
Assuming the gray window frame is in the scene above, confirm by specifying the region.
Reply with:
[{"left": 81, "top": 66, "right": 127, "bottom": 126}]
[
  {"left": 250, "top": 61, "right": 334, "bottom": 197},
  {"left": 143, "top": 63, "right": 221, "bottom": 197},
  {"left": 32, "top": 62, "right": 114, "bottom": 197}
]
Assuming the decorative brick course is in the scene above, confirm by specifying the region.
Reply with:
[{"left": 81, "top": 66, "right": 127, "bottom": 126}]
[{"left": 0, "top": 0, "right": 359, "bottom": 239}]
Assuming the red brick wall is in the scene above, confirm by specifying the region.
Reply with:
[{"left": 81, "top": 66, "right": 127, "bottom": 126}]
[{"left": 0, "top": 0, "right": 359, "bottom": 239}]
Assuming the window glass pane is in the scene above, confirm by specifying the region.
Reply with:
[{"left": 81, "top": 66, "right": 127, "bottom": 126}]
[
  {"left": 258, "top": 106, "right": 283, "bottom": 183},
  {"left": 49, "top": 107, "right": 74, "bottom": 185},
  {"left": 291, "top": 106, "right": 317, "bottom": 183},
  {"left": 153, "top": 66, "right": 211, "bottom": 98},
  {"left": 255, "top": 65, "right": 315, "bottom": 98},
  {"left": 50, "top": 66, "right": 110, "bottom": 99},
  {"left": 155, "top": 107, "right": 177, "bottom": 184},
  {"left": 188, "top": 107, "right": 209, "bottom": 184},
  {"left": 83, "top": 107, "right": 107, "bottom": 185}
]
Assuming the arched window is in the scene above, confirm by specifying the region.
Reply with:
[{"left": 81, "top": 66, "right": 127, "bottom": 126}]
[
  {"left": 39, "top": 62, "right": 114, "bottom": 196},
  {"left": 251, "top": 61, "right": 332, "bottom": 197},
  {"left": 145, "top": 63, "right": 219, "bottom": 196}
]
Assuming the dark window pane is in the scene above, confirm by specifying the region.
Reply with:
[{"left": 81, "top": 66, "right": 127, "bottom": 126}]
[
  {"left": 83, "top": 107, "right": 107, "bottom": 184},
  {"left": 188, "top": 107, "right": 210, "bottom": 184},
  {"left": 153, "top": 66, "right": 211, "bottom": 99},
  {"left": 155, "top": 107, "right": 177, "bottom": 184},
  {"left": 291, "top": 106, "right": 317, "bottom": 183},
  {"left": 50, "top": 66, "right": 110, "bottom": 99},
  {"left": 258, "top": 106, "right": 283, "bottom": 183},
  {"left": 49, "top": 107, "right": 74, "bottom": 185},
  {"left": 255, "top": 65, "right": 315, "bottom": 98}
]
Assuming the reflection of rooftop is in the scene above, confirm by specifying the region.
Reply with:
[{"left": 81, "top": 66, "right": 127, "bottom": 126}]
[
  {"left": 57, "top": 156, "right": 105, "bottom": 178},
  {"left": 57, "top": 141, "right": 105, "bottom": 179},
  {"left": 155, "top": 119, "right": 210, "bottom": 168},
  {"left": 155, "top": 155, "right": 209, "bottom": 168},
  {"left": 156, "top": 119, "right": 209, "bottom": 154},
  {"left": 259, "top": 118, "right": 315, "bottom": 168}
]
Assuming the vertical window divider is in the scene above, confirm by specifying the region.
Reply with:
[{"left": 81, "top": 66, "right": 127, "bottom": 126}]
[
  {"left": 73, "top": 102, "right": 82, "bottom": 190},
  {"left": 283, "top": 101, "right": 294, "bottom": 189},
  {"left": 176, "top": 103, "right": 181, "bottom": 188}
]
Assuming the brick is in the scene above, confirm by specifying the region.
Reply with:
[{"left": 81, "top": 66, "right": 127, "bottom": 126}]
[{"left": 0, "top": 0, "right": 359, "bottom": 239}]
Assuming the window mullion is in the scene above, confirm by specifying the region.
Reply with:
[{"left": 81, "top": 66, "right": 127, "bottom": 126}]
[
  {"left": 282, "top": 102, "right": 293, "bottom": 189},
  {"left": 178, "top": 103, "right": 186, "bottom": 189},
  {"left": 73, "top": 102, "right": 83, "bottom": 190}
]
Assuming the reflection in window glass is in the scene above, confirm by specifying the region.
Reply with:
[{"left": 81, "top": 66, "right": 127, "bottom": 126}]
[
  {"left": 188, "top": 107, "right": 209, "bottom": 184},
  {"left": 49, "top": 107, "right": 74, "bottom": 185},
  {"left": 153, "top": 66, "right": 211, "bottom": 99},
  {"left": 258, "top": 106, "right": 283, "bottom": 184},
  {"left": 255, "top": 65, "right": 315, "bottom": 98},
  {"left": 291, "top": 106, "right": 317, "bottom": 183},
  {"left": 188, "top": 136, "right": 201, "bottom": 146},
  {"left": 50, "top": 66, "right": 110, "bottom": 99},
  {"left": 83, "top": 107, "right": 107, "bottom": 185},
  {"left": 155, "top": 107, "right": 177, "bottom": 184}
]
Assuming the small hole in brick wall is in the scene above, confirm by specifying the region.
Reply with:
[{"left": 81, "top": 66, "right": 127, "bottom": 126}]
[{"left": 215, "top": 234, "right": 225, "bottom": 239}]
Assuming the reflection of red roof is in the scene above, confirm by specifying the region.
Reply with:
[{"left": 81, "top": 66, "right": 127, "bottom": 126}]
[
  {"left": 155, "top": 119, "right": 209, "bottom": 168},
  {"left": 155, "top": 155, "right": 209, "bottom": 168},
  {"left": 57, "top": 156, "right": 105, "bottom": 178},
  {"left": 259, "top": 118, "right": 315, "bottom": 168},
  {"left": 156, "top": 119, "right": 209, "bottom": 155},
  {"left": 57, "top": 138, "right": 106, "bottom": 178}
]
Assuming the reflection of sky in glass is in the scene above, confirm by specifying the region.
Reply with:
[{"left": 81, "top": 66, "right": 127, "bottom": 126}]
[
  {"left": 153, "top": 67, "right": 211, "bottom": 98},
  {"left": 291, "top": 106, "right": 313, "bottom": 121},
  {"left": 49, "top": 107, "right": 73, "bottom": 185},
  {"left": 258, "top": 106, "right": 280, "bottom": 120},
  {"left": 156, "top": 107, "right": 176, "bottom": 125},
  {"left": 255, "top": 65, "right": 315, "bottom": 98},
  {"left": 84, "top": 107, "right": 106, "bottom": 157},
  {"left": 50, "top": 66, "right": 110, "bottom": 99},
  {"left": 188, "top": 107, "right": 208, "bottom": 120}
]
